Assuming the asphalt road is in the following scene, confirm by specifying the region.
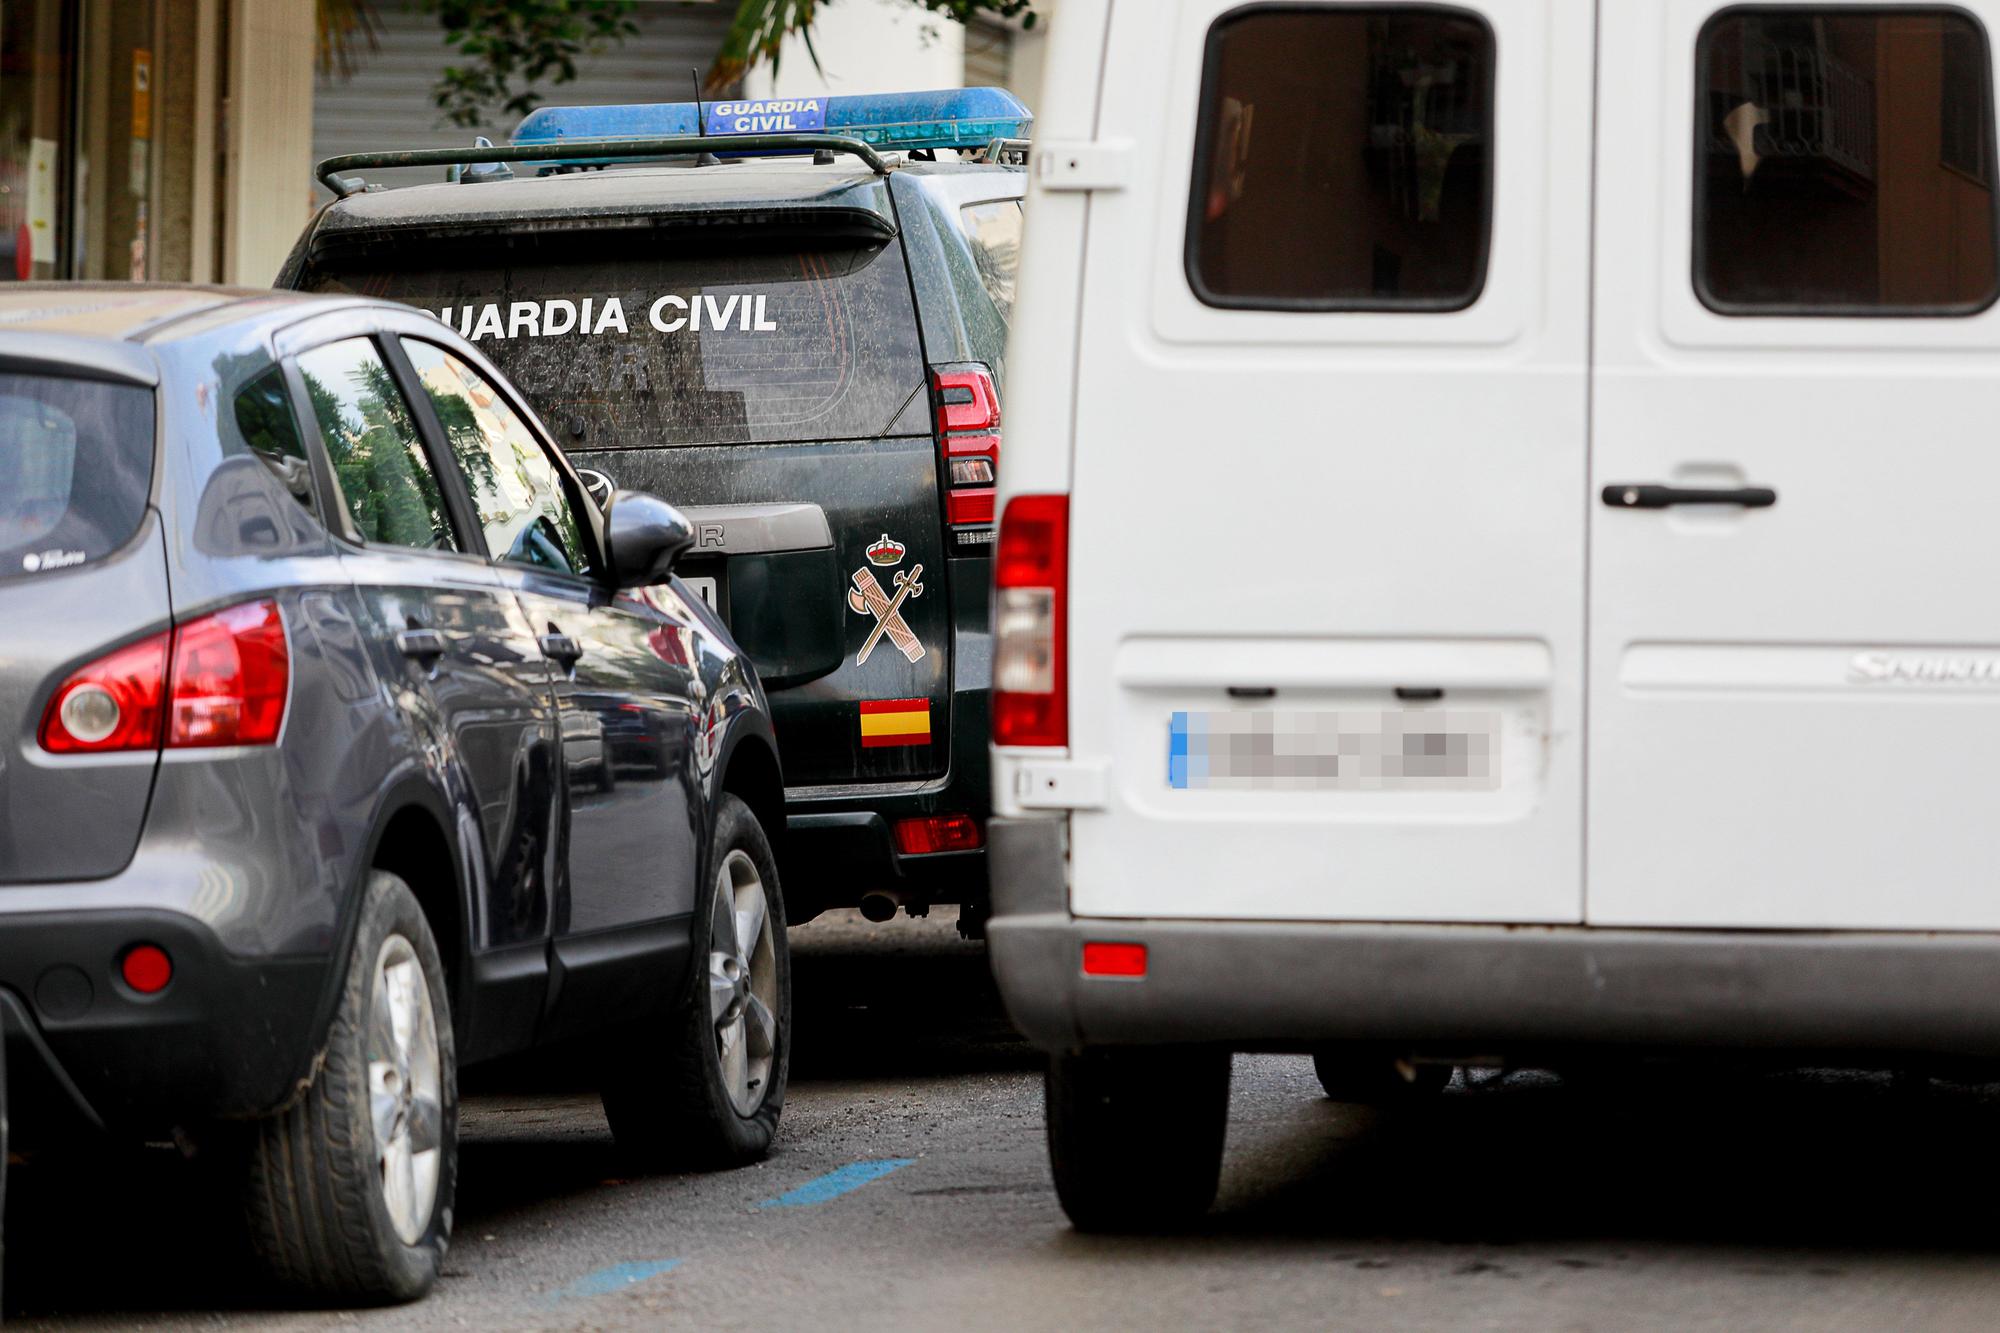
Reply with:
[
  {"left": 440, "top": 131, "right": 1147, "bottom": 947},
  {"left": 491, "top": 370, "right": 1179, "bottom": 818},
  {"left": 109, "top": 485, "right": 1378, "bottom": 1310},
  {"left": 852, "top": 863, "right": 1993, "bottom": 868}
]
[{"left": 10, "top": 910, "right": 2000, "bottom": 1331}]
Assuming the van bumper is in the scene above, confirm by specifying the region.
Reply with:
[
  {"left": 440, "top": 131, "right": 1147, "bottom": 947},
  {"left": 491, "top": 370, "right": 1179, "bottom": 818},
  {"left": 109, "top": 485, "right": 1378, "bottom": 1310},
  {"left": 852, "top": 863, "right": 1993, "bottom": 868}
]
[{"left": 987, "top": 821, "right": 2000, "bottom": 1063}]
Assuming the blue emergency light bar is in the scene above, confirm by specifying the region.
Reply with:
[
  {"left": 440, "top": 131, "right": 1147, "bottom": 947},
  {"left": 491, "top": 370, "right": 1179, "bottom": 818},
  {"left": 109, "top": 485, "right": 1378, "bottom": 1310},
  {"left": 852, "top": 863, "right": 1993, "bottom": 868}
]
[{"left": 512, "top": 87, "right": 1032, "bottom": 158}]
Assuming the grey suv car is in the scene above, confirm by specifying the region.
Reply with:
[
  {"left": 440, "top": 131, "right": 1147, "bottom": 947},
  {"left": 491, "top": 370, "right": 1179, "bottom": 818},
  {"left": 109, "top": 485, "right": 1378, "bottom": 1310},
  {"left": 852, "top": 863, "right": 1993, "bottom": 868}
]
[{"left": 0, "top": 285, "right": 791, "bottom": 1304}]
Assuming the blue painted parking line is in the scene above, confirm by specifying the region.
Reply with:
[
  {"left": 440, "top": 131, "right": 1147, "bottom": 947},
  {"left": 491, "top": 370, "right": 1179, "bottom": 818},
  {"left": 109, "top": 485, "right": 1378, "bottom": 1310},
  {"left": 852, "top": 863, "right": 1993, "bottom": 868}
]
[
  {"left": 547, "top": 1258, "right": 682, "bottom": 1302},
  {"left": 760, "top": 1158, "right": 915, "bottom": 1208}
]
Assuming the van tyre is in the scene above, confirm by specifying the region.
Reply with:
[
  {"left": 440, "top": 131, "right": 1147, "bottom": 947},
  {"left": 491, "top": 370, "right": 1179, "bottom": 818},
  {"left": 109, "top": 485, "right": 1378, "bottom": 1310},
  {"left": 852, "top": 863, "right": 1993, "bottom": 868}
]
[
  {"left": 603, "top": 794, "right": 791, "bottom": 1169},
  {"left": 242, "top": 871, "right": 456, "bottom": 1305},
  {"left": 1311, "top": 1049, "right": 1453, "bottom": 1103},
  {"left": 1046, "top": 1046, "right": 1231, "bottom": 1233}
]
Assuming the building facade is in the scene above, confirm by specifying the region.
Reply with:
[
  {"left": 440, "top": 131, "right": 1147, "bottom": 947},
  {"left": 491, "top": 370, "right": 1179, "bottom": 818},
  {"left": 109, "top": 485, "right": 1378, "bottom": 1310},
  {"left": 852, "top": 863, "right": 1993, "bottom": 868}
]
[{"left": 1, "top": 0, "right": 316, "bottom": 287}]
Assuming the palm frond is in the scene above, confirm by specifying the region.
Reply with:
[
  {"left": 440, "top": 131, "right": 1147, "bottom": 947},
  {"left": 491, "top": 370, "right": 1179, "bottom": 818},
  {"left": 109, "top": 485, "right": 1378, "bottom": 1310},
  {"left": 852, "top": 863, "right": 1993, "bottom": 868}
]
[{"left": 316, "top": 0, "right": 384, "bottom": 80}]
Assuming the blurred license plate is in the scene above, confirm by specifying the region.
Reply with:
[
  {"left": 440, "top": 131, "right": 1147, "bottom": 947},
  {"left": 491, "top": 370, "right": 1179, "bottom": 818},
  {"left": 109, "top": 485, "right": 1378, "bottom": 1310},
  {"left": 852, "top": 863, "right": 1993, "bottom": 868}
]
[
  {"left": 1168, "top": 709, "right": 1501, "bottom": 792},
  {"left": 682, "top": 576, "right": 719, "bottom": 610}
]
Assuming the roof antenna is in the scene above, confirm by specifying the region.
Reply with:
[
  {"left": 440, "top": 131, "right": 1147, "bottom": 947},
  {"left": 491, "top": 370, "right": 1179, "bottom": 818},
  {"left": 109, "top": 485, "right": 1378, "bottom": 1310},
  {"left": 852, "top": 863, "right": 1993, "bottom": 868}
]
[{"left": 691, "top": 66, "right": 722, "bottom": 167}]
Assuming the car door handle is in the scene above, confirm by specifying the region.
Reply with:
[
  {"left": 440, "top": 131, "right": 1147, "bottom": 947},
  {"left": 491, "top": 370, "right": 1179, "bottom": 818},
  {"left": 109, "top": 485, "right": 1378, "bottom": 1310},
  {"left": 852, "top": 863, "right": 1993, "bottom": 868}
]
[
  {"left": 1601, "top": 483, "right": 1777, "bottom": 509},
  {"left": 395, "top": 628, "right": 448, "bottom": 662},
  {"left": 540, "top": 632, "right": 584, "bottom": 666}
]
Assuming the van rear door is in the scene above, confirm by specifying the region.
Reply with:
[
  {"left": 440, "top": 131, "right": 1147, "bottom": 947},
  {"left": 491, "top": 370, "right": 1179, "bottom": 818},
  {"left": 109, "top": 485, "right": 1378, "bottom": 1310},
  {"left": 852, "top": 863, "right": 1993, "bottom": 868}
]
[
  {"left": 1589, "top": 3, "right": 2000, "bottom": 929},
  {"left": 1063, "top": 0, "right": 1594, "bottom": 922}
]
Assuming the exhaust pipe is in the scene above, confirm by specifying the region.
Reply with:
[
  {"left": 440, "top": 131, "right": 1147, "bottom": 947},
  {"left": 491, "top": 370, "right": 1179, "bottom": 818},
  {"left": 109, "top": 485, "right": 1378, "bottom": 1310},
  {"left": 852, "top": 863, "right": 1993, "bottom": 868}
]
[{"left": 858, "top": 890, "right": 902, "bottom": 923}]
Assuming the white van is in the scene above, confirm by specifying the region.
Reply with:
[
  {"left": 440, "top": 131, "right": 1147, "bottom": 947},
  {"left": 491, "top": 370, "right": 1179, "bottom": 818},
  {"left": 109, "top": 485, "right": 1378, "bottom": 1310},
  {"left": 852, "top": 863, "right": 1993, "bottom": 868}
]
[{"left": 988, "top": 0, "right": 2000, "bottom": 1230}]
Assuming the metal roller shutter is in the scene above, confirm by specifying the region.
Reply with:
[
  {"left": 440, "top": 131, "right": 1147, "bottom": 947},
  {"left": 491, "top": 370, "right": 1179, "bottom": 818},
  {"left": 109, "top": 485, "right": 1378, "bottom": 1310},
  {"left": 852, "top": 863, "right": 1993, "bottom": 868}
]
[{"left": 312, "top": 1, "right": 739, "bottom": 197}]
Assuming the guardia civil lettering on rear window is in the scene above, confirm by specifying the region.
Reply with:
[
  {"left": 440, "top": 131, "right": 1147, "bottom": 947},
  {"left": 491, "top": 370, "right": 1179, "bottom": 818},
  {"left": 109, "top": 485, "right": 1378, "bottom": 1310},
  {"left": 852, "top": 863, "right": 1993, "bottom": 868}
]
[
  {"left": 431, "top": 294, "right": 782, "bottom": 341},
  {"left": 317, "top": 239, "right": 926, "bottom": 450}
]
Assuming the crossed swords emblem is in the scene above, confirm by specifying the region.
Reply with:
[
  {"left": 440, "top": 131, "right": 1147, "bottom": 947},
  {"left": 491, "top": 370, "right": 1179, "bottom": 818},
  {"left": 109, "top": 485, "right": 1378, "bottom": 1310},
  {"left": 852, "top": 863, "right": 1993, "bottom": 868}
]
[{"left": 847, "top": 563, "right": 926, "bottom": 665}]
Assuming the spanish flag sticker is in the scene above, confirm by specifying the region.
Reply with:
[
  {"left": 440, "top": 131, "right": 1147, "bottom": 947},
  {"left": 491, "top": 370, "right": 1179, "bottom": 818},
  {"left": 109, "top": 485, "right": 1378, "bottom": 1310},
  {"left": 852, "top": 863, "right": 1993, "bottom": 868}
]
[{"left": 860, "top": 697, "right": 932, "bottom": 748}]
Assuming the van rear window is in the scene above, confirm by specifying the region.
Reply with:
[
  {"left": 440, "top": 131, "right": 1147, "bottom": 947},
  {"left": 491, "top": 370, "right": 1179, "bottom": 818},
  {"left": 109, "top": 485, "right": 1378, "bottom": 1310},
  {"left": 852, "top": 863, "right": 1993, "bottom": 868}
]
[
  {"left": 1696, "top": 10, "right": 1999, "bottom": 315},
  {"left": 1185, "top": 6, "right": 1495, "bottom": 311},
  {"left": 313, "top": 241, "right": 928, "bottom": 449},
  {"left": 0, "top": 373, "right": 153, "bottom": 582}
]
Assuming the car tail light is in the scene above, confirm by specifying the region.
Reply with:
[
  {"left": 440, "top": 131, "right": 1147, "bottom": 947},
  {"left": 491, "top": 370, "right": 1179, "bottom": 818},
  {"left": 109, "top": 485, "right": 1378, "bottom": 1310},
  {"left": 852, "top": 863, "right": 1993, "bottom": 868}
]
[
  {"left": 893, "top": 813, "right": 984, "bottom": 856},
  {"left": 38, "top": 600, "right": 288, "bottom": 756},
  {"left": 1082, "top": 942, "right": 1147, "bottom": 978},
  {"left": 168, "top": 600, "right": 289, "bottom": 747},
  {"left": 993, "top": 494, "right": 1069, "bottom": 747},
  {"left": 39, "top": 632, "right": 171, "bottom": 753},
  {"left": 934, "top": 365, "right": 999, "bottom": 544}
]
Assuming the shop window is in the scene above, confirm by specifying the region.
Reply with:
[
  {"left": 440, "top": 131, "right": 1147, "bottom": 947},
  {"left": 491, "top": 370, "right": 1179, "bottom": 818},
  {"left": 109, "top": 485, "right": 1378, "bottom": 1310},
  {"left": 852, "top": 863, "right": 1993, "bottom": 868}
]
[
  {"left": 1185, "top": 5, "right": 1495, "bottom": 311},
  {"left": 1697, "top": 9, "right": 2000, "bottom": 315},
  {"left": 0, "top": 2, "right": 76, "bottom": 280}
]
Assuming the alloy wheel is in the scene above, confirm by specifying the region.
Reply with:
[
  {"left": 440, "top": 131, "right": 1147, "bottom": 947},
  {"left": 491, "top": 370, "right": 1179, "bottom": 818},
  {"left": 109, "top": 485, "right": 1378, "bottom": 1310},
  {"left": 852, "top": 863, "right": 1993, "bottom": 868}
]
[
  {"left": 707, "top": 849, "right": 779, "bottom": 1116},
  {"left": 366, "top": 933, "right": 444, "bottom": 1245}
]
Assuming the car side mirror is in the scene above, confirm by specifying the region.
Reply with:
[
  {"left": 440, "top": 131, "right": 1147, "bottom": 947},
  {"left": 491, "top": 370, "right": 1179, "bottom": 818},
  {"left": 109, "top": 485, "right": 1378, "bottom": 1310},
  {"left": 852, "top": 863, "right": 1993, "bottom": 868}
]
[
  {"left": 603, "top": 490, "right": 695, "bottom": 589},
  {"left": 577, "top": 467, "right": 615, "bottom": 512}
]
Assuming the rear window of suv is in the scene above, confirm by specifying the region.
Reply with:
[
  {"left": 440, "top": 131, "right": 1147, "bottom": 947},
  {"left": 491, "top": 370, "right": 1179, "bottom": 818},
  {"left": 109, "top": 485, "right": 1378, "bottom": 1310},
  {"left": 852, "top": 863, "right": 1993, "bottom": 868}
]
[
  {"left": 0, "top": 373, "right": 153, "bottom": 582},
  {"left": 311, "top": 239, "right": 929, "bottom": 450}
]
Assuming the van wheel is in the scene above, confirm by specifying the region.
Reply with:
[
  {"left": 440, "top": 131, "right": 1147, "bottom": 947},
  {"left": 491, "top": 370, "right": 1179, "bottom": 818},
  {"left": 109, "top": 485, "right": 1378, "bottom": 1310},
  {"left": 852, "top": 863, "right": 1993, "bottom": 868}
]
[
  {"left": 1311, "top": 1048, "right": 1453, "bottom": 1103},
  {"left": 1046, "top": 1047, "right": 1230, "bottom": 1232},
  {"left": 603, "top": 795, "right": 791, "bottom": 1168},
  {"left": 242, "top": 871, "right": 457, "bottom": 1305}
]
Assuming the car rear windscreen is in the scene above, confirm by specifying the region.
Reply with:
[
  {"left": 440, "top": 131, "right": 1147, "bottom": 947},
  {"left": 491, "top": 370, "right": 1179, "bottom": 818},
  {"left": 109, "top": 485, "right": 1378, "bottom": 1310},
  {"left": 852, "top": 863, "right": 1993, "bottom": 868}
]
[
  {"left": 0, "top": 373, "right": 153, "bottom": 582},
  {"left": 312, "top": 240, "right": 928, "bottom": 450}
]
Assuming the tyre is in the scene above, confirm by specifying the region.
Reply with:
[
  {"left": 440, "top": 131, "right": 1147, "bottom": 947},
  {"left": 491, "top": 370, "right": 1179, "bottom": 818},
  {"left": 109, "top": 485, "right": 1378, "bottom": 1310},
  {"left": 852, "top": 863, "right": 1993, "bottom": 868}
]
[
  {"left": 602, "top": 794, "right": 791, "bottom": 1168},
  {"left": 241, "top": 870, "right": 457, "bottom": 1305},
  {"left": 1311, "top": 1048, "right": 1452, "bottom": 1103},
  {"left": 1046, "top": 1046, "right": 1231, "bottom": 1233}
]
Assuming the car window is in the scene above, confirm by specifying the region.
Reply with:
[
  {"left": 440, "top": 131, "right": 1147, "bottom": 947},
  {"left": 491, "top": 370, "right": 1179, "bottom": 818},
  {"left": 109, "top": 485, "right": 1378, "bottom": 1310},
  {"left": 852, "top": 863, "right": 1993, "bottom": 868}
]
[
  {"left": 308, "top": 237, "right": 928, "bottom": 450},
  {"left": 229, "top": 367, "right": 317, "bottom": 514},
  {"left": 1185, "top": 6, "right": 1495, "bottom": 311},
  {"left": 961, "top": 200, "right": 1023, "bottom": 328},
  {"left": 0, "top": 373, "right": 153, "bottom": 583},
  {"left": 295, "top": 337, "right": 458, "bottom": 551},
  {"left": 401, "top": 338, "right": 594, "bottom": 579},
  {"left": 1696, "top": 9, "right": 1999, "bottom": 315}
]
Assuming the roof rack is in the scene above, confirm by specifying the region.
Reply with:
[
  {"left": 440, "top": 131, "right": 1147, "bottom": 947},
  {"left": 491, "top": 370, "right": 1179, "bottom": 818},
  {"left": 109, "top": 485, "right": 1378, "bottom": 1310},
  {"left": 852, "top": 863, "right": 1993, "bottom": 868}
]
[
  {"left": 315, "top": 132, "right": 892, "bottom": 200},
  {"left": 983, "top": 137, "right": 1032, "bottom": 166}
]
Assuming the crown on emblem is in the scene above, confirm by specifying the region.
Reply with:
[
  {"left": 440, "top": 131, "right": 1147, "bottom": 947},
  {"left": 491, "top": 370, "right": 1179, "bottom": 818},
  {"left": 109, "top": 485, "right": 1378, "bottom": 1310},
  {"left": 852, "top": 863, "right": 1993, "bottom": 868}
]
[{"left": 866, "top": 533, "right": 906, "bottom": 566}]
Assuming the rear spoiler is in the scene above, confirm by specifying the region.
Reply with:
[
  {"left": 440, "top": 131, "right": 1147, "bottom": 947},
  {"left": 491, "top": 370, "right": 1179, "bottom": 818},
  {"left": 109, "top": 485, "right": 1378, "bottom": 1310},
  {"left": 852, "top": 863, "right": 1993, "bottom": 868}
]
[{"left": 316, "top": 133, "right": 894, "bottom": 199}]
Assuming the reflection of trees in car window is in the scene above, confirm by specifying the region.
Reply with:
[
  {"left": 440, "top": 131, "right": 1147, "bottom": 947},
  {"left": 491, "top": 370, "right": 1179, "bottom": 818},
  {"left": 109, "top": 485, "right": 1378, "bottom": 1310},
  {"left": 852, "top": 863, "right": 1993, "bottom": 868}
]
[
  {"left": 296, "top": 339, "right": 456, "bottom": 551},
  {"left": 400, "top": 339, "right": 592, "bottom": 578}
]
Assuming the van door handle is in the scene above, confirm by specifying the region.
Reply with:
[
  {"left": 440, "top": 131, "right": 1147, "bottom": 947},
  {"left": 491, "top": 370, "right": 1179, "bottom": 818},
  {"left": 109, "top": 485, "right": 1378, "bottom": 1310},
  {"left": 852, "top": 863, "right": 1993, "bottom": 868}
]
[
  {"left": 1602, "top": 484, "right": 1777, "bottom": 509},
  {"left": 539, "top": 632, "right": 584, "bottom": 666},
  {"left": 395, "top": 628, "right": 448, "bottom": 662}
]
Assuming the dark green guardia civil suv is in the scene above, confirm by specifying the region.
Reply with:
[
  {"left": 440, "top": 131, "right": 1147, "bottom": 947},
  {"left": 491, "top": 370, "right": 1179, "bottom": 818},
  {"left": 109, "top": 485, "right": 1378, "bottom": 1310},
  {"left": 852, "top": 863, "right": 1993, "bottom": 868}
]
[{"left": 282, "top": 91, "right": 1026, "bottom": 930}]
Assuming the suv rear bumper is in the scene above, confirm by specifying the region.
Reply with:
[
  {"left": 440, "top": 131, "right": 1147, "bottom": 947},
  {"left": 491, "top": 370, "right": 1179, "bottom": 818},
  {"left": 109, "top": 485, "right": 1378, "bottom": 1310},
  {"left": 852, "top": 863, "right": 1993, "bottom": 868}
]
[
  {"left": 0, "top": 907, "right": 329, "bottom": 1137},
  {"left": 782, "top": 700, "right": 992, "bottom": 912},
  {"left": 785, "top": 801, "right": 988, "bottom": 910},
  {"left": 987, "top": 819, "right": 2000, "bottom": 1063}
]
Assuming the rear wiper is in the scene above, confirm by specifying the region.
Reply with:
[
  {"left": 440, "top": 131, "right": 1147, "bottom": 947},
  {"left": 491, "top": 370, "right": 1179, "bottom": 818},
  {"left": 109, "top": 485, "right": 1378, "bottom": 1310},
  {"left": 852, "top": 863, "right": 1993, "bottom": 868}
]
[{"left": 870, "top": 380, "right": 926, "bottom": 441}]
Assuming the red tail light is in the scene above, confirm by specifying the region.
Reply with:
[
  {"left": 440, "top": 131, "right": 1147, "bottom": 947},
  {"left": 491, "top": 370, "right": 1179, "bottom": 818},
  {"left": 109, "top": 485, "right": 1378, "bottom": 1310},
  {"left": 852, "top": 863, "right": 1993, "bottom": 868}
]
[
  {"left": 39, "top": 632, "right": 171, "bottom": 753},
  {"left": 892, "top": 813, "right": 984, "bottom": 856},
  {"left": 993, "top": 494, "right": 1069, "bottom": 747},
  {"left": 168, "top": 600, "right": 289, "bottom": 747},
  {"left": 39, "top": 600, "right": 289, "bottom": 755},
  {"left": 934, "top": 366, "right": 999, "bottom": 544}
]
